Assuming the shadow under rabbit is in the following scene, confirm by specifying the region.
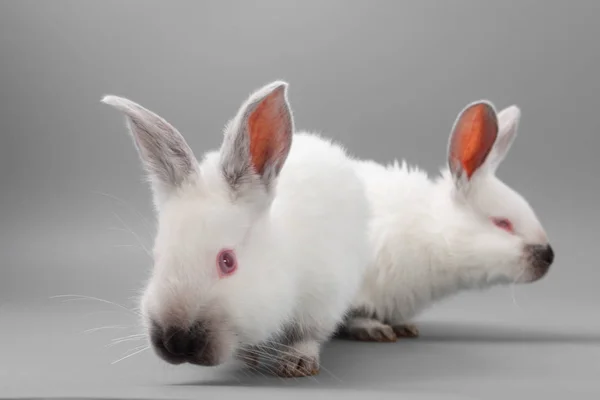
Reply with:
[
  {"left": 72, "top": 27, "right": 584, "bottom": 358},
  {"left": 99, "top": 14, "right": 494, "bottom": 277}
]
[
  {"left": 411, "top": 320, "right": 600, "bottom": 344},
  {"left": 169, "top": 321, "right": 600, "bottom": 389}
]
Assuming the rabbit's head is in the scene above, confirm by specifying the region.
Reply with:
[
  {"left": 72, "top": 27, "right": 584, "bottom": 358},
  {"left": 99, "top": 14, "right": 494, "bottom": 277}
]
[
  {"left": 444, "top": 101, "right": 554, "bottom": 285},
  {"left": 102, "top": 81, "right": 295, "bottom": 366}
]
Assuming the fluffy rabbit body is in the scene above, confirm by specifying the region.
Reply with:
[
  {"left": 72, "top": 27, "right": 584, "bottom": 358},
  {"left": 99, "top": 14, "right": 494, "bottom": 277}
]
[
  {"left": 102, "top": 81, "right": 370, "bottom": 376},
  {"left": 339, "top": 101, "right": 555, "bottom": 342}
]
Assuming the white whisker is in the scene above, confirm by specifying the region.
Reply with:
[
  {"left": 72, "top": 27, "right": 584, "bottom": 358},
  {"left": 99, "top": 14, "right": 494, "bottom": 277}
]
[
  {"left": 510, "top": 269, "right": 526, "bottom": 309},
  {"left": 111, "top": 345, "right": 150, "bottom": 365},
  {"left": 111, "top": 212, "right": 152, "bottom": 259},
  {"left": 50, "top": 294, "right": 142, "bottom": 317},
  {"left": 106, "top": 333, "right": 147, "bottom": 348},
  {"left": 93, "top": 190, "right": 154, "bottom": 233},
  {"left": 83, "top": 325, "right": 129, "bottom": 334},
  {"left": 510, "top": 285, "right": 521, "bottom": 308}
]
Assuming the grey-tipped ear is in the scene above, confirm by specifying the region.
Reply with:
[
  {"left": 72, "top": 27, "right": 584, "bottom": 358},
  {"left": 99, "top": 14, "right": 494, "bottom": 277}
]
[
  {"left": 485, "top": 105, "right": 521, "bottom": 173},
  {"left": 101, "top": 95, "right": 199, "bottom": 201},
  {"left": 220, "top": 81, "right": 294, "bottom": 193}
]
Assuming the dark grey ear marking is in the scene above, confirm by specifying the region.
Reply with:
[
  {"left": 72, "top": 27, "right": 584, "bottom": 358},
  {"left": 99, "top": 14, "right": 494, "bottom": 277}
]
[
  {"left": 127, "top": 114, "right": 195, "bottom": 187},
  {"left": 220, "top": 119, "right": 254, "bottom": 192},
  {"left": 102, "top": 95, "right": 198, "bottom": 195}
]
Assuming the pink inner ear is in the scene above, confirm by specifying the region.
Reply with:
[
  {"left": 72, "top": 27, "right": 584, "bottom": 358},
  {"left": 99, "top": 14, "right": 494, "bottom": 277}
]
[
  {"left": 247, "top": 88, "right": 291, "bottom": 176},
  {"left": 449, "top": 103, "right": 498, "bottom": 178}
]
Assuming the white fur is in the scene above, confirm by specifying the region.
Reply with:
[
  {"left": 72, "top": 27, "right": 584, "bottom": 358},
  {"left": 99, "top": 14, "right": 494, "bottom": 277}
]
[
  {"left": 102, "top": 81, "right": 370, "bottom": 367},
  {"left": 145, "top": 133, "right": 369, "bottom": 348},
  {"left": 349, "top": 102, "right": 551, "bottom": 326}
]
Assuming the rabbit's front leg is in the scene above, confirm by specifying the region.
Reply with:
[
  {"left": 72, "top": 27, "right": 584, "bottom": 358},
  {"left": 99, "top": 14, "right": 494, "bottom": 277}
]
[
  {"left": 237, "top": 342, "right": 320, "bottom": 377},
  {"left": 274, "top": 339, "right": 321, "bottom": 377}
]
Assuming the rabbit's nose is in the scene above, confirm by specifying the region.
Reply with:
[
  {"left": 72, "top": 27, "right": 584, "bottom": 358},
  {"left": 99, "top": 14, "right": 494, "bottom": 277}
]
[
  {"left": 163, "top": 327, "right": 199, "bottom": 357},
  {"left": 525, "top": 243, "right": 554, "bottom": 283},
  {"left": 541, "top": 245, "right": 554, "bottom": 265},
  {"left": 150, "top": 320, "right": 214, "bottom": 365},
  {"left": 528, "top": 243, "right": 554, "bottom": 268}
]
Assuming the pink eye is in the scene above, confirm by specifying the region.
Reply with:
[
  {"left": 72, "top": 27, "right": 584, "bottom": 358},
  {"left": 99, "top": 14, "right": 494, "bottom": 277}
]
[
  {"left": 492, "top": 218, "right": 514, "bottom": 233},
  {"left": 217, "top": 249, "right": 237, "bottom": 278}
]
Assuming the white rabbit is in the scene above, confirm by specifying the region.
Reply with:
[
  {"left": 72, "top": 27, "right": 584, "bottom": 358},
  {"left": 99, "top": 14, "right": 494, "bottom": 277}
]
[
  {"left": 101, "top": 81, "right": 370, "bottom": 377},
  {"left": 338, "top": 101, "right": 555, "bottom": 342}
]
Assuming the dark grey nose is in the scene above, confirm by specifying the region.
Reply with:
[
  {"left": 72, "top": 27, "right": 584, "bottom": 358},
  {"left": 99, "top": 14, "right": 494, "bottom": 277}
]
[
  {"left": 150, "top": 320, "right": 216, "bottom": 365},
  {"left": 163, "top": 327, "right": 203, "bottom": 357},
  {"left": 524, "top": 243, "right": 554, "bottom": 283},
  {"left": 529, "top": 243, "right": 554, "bottom": 267},
  {"left": 541, "top": 245, "right": 554, "bottom": 266}
]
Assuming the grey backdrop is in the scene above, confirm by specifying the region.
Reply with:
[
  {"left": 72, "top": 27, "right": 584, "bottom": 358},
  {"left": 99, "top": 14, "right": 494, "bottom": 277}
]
[{"left": 1, "top": 1, "right": 599, "bottom": 399}]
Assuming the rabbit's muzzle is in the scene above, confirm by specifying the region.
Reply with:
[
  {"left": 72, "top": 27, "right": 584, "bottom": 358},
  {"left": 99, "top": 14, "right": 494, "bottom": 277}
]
[
  {"left": 524, "top": 243, "right": 554, "bottom": 282},
  {"left": 149, "top": 319, "right": 225, "bottom": 366}
]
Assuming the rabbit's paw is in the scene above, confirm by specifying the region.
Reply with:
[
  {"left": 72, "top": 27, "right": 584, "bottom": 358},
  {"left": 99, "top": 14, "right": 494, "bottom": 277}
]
[
  {"left": 275, "top": 340, "right": 320, "bottom": 378},
  {"left": 392, "top": 324, "right": 419, "bottom": 338},
  {"left": 344, "top": 318, "right": 398, "bottom": 342}
]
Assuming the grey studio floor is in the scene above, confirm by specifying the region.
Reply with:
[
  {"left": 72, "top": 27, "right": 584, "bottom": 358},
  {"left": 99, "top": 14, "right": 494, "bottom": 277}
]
[
  {"left": 2, "top": 1, "right": 600, "bottom": 399},
  {"left": 3, "top": 277, "right": 600, "bottom": 399}
]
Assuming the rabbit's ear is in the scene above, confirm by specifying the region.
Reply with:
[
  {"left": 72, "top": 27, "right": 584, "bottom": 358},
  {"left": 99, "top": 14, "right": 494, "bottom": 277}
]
[
  {"left": 220, "top": 81, "right": 293, "bottom": 193},
  {"left": 102, "top": 95, "right": 199, "bottom": 204},
  {"left": 447, "top": 100, "right": 498, "bottom": 190},
  {"left": 485, "top": 105, "right": 520, "bottom": 174}
]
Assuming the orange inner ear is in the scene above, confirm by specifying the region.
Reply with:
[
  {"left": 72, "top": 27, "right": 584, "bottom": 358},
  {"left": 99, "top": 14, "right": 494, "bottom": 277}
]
[
  {"left": 247, "top": 88, "right": 289, "bottom": 176},
  {"left": 449, "top": 103, "right": 498, "bottom": 178}
]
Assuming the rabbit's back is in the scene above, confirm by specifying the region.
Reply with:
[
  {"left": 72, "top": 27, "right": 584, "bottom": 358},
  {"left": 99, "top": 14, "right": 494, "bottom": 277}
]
[
  {"left": 275, "top": 133, "right": 369, "bottom": 250},
  {"left": 351, "top": 159, "right": 446, "bottom": 321},
  {"left": 271, "top": 132, "right": 370, "bottom": 333}
]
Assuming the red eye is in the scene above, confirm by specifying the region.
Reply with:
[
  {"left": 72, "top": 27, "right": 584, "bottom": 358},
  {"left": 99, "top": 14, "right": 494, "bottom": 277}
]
[
  {"left": 217, "top": 249, "right": 237, "bottom": 278},
  {"left": 492, "top": 218, "right": 514, "bottom": 233}
]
